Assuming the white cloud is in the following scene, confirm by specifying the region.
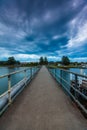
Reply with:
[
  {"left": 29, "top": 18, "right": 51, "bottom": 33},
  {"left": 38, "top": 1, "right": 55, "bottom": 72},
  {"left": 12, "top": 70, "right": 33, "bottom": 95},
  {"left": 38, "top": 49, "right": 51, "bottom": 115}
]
[
  {"left": 67, "top": 22, "right": 87, "bottom": 48},
  {"left": 70, "top": 57, "right": 87, "bottom": 62},
  {"left": 14, "top": 54, "right": 39, "bottom": 60},
  {"left": 0, "top": 47, "right": 14, "bottom": 60},
  {"left": 0, "top": 47, "right": 40, "bottom": 61},
  {"left": 66, "top": 5, "right": 87, "bottom": 49},
  {"left": 52, "top": 33, "right": 67, "bottom": 40},
  {"left": 0, "top": 21, "right": 27, "bottom": 45},
  {"left": 72, "top": 0, "right": 83, "bottom": 8},
  {"left": 52, "top": 35, "right": 60, "bottom": 40}
]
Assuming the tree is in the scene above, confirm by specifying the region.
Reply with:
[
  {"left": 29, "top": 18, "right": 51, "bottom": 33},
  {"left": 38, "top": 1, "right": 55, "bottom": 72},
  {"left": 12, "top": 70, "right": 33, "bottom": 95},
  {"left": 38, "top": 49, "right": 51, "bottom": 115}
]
[
  {"left": 61, "top": 56, "right": 70, "bottom": 65},
  {"left": 39, "top": 57, "right": 44, "bottom": 65},
  {"left": 16, "top": 61, "right": 20, "bottom": 65},
  {"left": 7, "top": 57, "right": 16, "bottom": 65},
  {"left": 44, "top": 57, "right": 48, "bottom": 65}
]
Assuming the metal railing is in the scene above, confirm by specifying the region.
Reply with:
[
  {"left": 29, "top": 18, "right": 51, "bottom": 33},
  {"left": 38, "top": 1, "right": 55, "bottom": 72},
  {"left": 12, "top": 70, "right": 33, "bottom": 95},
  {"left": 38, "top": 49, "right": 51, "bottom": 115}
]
[
  {"left": 48, "top": 67, "right": 87, "bottom": 115},
  {"left": 0, "top": 66, "right": 41, "bottom": 115}
]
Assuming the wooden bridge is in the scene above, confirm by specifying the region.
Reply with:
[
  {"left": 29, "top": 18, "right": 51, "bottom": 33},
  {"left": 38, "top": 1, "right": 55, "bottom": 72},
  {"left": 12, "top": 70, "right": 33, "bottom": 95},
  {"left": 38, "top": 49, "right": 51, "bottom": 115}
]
[{"left": 0, "top": 66, "right": 87, "bottom": 130}]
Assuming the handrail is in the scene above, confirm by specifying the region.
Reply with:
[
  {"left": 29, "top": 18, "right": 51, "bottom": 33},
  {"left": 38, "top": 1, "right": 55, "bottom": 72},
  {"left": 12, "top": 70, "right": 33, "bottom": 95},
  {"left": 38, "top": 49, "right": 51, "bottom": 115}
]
[
  {"left": 0, "top": 68, "right": 30, "bottom": 79},
  {"left": 0, "top": 78, "right": 25, "bottom": 98},
  {"left": 48, "top": 67, "right": 87, "bottom": 115},
  {"left": 49, "top": 67, "right": 87, "bottom": 78},
  {"left": 0, "top": 66, "right": 41, "bottom": 115},
  {"left": 55, "top": 73, "right": 87, "bottom": 100},
  {"left": 0, "top": 67, "right": 40, "bottom": 96}
]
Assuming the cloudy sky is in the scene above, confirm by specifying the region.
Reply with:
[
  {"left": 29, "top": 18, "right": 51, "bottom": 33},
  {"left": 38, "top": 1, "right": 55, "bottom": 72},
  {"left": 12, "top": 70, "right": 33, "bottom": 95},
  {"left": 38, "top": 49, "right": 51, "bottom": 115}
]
[{"left": 0, "top": 0, "right": 87, "bottom": 62}]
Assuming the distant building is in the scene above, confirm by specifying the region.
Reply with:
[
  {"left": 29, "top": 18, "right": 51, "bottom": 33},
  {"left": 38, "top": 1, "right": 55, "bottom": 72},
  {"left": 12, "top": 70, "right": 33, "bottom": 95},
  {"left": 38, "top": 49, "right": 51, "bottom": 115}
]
[
  {"left": 81, "top": 63, "right": 87, "bottom": 68},
  {"left": 57, "top": 63, "right": 61, "bottom": 66}
]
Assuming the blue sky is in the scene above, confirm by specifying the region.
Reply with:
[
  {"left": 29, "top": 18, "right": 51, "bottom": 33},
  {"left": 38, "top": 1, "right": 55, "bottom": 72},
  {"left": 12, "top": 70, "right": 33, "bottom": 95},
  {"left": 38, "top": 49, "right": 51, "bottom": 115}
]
[{"left": 0, "top": 0, "right": 87, "bottom": 62}]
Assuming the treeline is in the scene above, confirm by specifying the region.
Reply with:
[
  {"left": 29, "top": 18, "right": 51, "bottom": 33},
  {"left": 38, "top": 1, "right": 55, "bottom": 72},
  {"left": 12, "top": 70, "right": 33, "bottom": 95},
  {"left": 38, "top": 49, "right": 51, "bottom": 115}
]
[
  {"left": 39, "top": 57, "right": 48, "bottom": 65},
  {"left": 0, "top": 55, "right": 85, "bottom": 67},
  {"left": 39, "top": 56, "right": 70, "bottom": 65},
  {"left": 0, "top": 56, "right": 70, "bottom": 66},
  {"left": 0, "top": 57, "right": 20, "bottom": 66},
  {"left": 0, "top": 56, "right": 49, "bottom": 66},
  {"left": 22, "top": 57, "right": 48, "bottom": 67}
]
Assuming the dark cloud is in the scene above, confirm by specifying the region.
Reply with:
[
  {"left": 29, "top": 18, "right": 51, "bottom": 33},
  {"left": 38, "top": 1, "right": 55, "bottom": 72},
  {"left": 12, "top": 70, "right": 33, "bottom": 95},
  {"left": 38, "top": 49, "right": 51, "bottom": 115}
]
[{"left": 0, "top": 0, "right": 87, "bottom": 61}]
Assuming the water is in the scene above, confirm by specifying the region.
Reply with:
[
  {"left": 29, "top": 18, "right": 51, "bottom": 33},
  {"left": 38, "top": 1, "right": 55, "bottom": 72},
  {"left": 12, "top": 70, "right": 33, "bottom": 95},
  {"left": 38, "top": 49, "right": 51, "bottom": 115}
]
[
  {"left": 0, "top": 67, "right": 31, "bottom": 95},
  {"left": 70, "top": 68, "right": 87, "bottom": 75}
]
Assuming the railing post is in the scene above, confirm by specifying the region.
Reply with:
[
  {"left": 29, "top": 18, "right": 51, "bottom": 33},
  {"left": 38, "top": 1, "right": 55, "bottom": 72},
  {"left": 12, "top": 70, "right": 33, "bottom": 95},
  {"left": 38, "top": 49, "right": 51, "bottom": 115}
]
[
  {"left": 34, "top": 67, "right": 36, "bottom": 74},
  {"left": 51, "top": 69, "right": 53, "bottom": 75},
  {"left": 60, "top": 70, "right": 62, "bottom": 85},
  {"left": 8, "top": 75, "right": 11, "bottom": 104},
  {"left": 36, "top": 67, "right": 37, "bottom": 73},
  {"left": 24, "top": 70, "right": 27, "bottom": 85},
  {"left": 75, "top": 75, "right": 78, "bottom": 99},
  {"left": 55, "top": 69, "right": 56, "bottom": 79},
  {"left": 30, "top": 68, "right": 32, "bottom": 79}
]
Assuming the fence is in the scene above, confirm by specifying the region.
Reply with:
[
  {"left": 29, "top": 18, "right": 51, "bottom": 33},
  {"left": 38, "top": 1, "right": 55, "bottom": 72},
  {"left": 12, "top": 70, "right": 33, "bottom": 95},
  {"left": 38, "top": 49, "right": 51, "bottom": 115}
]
[
  {"left": 48, "top": 67, "right": 87, "bottom": 115},
  {"left": 0, "top": 66, "right": 40, "bottom": 115}
]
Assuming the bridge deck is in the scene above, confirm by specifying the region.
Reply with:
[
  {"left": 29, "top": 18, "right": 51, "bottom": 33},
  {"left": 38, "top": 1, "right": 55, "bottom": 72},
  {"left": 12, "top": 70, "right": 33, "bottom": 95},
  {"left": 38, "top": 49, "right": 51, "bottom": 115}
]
[{"left": 0, "top": 66, "right": 87, "bottom": 130}]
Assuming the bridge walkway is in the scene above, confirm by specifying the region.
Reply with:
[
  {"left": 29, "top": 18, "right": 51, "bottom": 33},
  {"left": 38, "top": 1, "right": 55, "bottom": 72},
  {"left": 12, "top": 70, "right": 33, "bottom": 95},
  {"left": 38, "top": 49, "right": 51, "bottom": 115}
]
[{"left": 0, "top": 66, "right": 87, "bottom": 130}]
